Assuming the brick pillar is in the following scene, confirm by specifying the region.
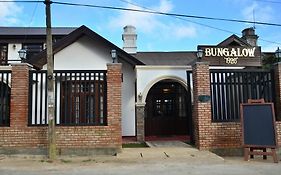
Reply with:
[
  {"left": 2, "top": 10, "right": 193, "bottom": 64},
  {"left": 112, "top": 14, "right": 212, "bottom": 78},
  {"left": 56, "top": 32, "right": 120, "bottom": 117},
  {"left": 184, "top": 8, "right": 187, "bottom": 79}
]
[
  {"left": 274, "top": 62, "right": 281, "bottom": 121},
  {"left": 136, "top": 103, "right": 145, "bottom": 142},
  {"left": 106, "top": 63, "right": 122, "bottom": 148},
  {"left": 10, "top": 63, "right": 31, "bottom": 128},
  {"left": 192, "top": 62, "right": 212, "bottom": 150}
]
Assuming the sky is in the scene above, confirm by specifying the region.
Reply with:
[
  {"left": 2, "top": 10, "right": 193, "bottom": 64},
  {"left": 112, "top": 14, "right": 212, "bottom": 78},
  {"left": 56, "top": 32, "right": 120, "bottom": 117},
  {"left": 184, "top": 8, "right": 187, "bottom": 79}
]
[{"left": 0, "top": 0, "right": 281, "bottom": 52}]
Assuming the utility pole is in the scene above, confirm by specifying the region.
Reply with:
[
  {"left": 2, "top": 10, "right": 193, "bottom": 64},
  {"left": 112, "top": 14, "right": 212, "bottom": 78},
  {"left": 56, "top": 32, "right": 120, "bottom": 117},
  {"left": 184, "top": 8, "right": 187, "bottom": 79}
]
[{"left": 45, "top": 0, "right": 56, "bottom": 159}]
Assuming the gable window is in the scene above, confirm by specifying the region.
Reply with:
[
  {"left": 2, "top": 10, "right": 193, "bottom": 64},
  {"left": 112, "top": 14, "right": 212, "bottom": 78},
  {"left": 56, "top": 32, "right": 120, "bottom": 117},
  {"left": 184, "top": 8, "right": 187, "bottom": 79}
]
[
  {"left": 0, "top": 44, "right": 8, "bottom": 65},
  {"left": 22, "top": 43, "right": 43, "bottom": 59}
]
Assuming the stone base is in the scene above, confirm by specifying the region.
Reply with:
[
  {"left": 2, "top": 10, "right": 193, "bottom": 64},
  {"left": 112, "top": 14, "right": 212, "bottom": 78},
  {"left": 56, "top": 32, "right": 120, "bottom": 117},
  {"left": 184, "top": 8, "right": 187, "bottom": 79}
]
[{"left": 0, "top": 147, "right": 122, "bottom": 156}]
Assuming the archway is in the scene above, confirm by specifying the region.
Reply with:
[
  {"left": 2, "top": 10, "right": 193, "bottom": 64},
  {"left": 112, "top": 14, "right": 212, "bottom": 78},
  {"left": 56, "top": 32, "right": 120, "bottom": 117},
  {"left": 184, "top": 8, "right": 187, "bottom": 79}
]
[{"left": 144, "top": 79, "right": 192, "bottom": 140}]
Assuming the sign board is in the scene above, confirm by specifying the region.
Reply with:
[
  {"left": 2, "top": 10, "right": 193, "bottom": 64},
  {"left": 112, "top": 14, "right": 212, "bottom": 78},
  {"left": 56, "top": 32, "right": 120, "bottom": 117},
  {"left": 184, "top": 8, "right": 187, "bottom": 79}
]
[
  {"left": 241, "top": 103, "right": 277, "bottom": 148},
  {"left": 198, "top": 46, "right": 261, "bottom": 67}
]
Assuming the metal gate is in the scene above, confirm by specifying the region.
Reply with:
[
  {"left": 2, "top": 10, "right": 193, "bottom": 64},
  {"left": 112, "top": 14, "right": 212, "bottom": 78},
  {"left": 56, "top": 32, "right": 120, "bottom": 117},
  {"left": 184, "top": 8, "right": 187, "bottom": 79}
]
[{"left": 210, "top": 69, "right": 275, "bottom": 122}]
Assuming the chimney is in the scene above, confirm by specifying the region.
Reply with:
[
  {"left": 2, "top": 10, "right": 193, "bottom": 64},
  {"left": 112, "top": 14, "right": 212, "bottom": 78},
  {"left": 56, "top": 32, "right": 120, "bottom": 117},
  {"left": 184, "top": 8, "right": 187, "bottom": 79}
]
[
  {"left": 122, "top": 25, "right": 137, "bottom": 54},
  {"left": 241, "top": 27, "right": 258, "bottom": 46}
]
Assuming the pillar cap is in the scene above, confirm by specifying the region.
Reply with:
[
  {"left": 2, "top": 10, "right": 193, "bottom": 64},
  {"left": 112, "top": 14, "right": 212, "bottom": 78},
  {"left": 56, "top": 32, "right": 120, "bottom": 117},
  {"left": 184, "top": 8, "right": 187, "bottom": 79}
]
[
  {"left": 192, "top": 61, "right": 210, "bottom": 67},
  {"left": 10, "top": 63, "right": 33, "bottom": 68}
]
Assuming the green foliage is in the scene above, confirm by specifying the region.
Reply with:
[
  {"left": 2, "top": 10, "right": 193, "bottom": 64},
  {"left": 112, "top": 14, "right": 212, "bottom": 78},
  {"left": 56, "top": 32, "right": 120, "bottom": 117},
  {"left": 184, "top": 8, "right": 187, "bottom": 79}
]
[{"left": 262, "top": 55, "right": 277, "bottom": 69}]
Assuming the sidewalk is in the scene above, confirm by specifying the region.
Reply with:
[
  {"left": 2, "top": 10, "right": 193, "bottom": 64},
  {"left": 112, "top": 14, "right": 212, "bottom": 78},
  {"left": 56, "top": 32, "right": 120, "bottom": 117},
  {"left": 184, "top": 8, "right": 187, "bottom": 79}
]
[{"left": 0, "top": 147, "right": 280, "bottom": 175}]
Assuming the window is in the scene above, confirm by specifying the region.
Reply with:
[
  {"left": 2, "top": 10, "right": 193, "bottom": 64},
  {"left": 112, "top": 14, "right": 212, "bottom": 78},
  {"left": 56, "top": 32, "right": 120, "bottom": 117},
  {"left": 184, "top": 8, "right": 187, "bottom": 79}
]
[
  {"left": 22, "top": 43, "right": 43, "bottom": 59},
  {"left": 0, "top": 44, "right": 8, "bottom": 65},
  {"left": 60, "top": 80, "right": 106, "bottom": 125}
]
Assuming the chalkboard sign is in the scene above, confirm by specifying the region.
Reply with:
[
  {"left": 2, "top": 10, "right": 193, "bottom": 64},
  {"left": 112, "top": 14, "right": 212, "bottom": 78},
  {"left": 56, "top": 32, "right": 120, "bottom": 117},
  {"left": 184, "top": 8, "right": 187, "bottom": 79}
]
[{"left": 241, "top": 103, "right": 277, "bottom": 148}]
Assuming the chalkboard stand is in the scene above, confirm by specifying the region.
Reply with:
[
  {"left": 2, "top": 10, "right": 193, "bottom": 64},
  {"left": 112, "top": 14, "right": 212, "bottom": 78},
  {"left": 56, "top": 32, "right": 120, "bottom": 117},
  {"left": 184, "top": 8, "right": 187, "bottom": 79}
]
[
  {"left": 242, "top": 99, "right": 278, "bottom": 163},
  {"left": 244, "top": 147, "right": 278, "bottom": 163}
]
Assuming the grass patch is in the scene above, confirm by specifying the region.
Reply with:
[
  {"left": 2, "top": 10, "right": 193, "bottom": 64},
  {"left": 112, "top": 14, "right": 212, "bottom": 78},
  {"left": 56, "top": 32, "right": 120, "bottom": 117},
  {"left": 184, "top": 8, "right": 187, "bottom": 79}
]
[{"left": 122, "top": 142, "right": 148, "bottom": 148}]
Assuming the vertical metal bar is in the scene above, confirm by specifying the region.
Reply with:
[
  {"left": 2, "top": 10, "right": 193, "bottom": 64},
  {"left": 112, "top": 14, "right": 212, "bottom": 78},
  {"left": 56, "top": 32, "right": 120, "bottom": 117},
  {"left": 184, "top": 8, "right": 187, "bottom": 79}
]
[
  {"left": 54, "top": 72, "right": 58, "bottom": 125},
  {"left": 216, "top": 72, "right": 221, "bottom": 121},
  {"left": 0, "top": 72, "right": 3, "bottom": 125},
  {"left": 34, "top": 71, "right": 38, "bottom": 125},
  {"left": 69, "top": 72, "right": 73, "bottom": 124},
  {"left": 28, "top": 71, "right": 33, "bottom": 126},
  {"left": 225, "top": 72, "right": 230, "bottom": 120},
  {"left": 270, "top": 70, "right": 276, "bottom": 104},
  {"left": 241, "top": 72, "right": 245, "bottom": 103},
  {"left": 93, "top": 72, "right": 96, "bottom": 124},
  {"left": 267, "top": 72, "right": 272, "bottom": 102},
  {"left": 83, "top": 72, "right": 87, "bottom": 124},
  {"left": 44, "top": 71, "right": 48, "bottom": 124},
  {"left": 40, "top": 72, "right": 43, "bottom": 124},
  {"left": 73, "top": 72, "right": 77, "bottom": 124},
  {"left": 103, "top": 72, "right": 107, "bottom": 125},
  {"left": 98, "top": 72, "right": 101, "bottom": 125},
  {"left": 211, "top": 72, "right": 217, "bottom": 121},
  {"left": 6, "top": 72, "right": 11, "bottom": 126},
  {"left": 233, "top": 72, "right": 243, "bottom": 119},
  {"left": 79, "top": 72, "right": 83, "bottom": 124},
  {"left": 257, "top": 72, "right": 262, "bottom": 99},
  {"left": 229, "top": 72, "right": 234, "bottom": 120},
  {"left": 221, "top": 72, "right": 226, "bottom": 121}
]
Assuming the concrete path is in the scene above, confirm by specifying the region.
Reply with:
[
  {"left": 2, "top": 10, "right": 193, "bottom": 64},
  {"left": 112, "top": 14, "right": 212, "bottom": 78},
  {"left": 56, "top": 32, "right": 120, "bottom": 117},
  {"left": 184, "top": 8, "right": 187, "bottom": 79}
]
[
  {"left": 0, "top": 148, "right": 280, "bottom": 175},
  {"left": 145, "top": 140, "right": 192, "bottom": 148}
]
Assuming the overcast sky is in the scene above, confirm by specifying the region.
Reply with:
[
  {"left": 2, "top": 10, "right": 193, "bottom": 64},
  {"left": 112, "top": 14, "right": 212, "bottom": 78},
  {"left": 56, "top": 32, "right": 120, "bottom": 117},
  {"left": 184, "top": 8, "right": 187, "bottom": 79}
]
[{"left": 0, "top": 0, "right": 280, "bottom": 52}]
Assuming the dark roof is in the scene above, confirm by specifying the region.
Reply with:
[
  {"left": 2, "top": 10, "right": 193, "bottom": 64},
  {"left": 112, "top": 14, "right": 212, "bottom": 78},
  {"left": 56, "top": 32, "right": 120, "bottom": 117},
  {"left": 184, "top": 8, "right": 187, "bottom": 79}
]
[
  {"left": 217, "top": 34, "right": 251, "bottom": 47},
  {"left": 0, "top": 27, "right": 76, "bottom": 36},
  {"left": 28, "top": 25, "right": 144, "bottom": 68},
  {"left": 135, "top": 51, "right": 197, "bottom": 65}
]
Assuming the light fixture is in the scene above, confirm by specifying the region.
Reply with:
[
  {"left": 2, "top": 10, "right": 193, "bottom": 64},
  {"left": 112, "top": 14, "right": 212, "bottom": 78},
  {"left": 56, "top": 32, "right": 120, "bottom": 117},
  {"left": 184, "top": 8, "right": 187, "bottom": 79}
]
[
  {"left": 13, "top": 44, "right": 16, "bottom": 49},
  {"left": 197, "top": 48, "right": 204, "bottom": 61},
  {"left": 111, "top": 49, "right": 117, "bottom": 63},
  {"left": 138, "top": 92, "right": 142, "bottom": 102},
  {"left": 18, "top": 49, "right": 27, "bottom": 61},
  {"left": 275, "top": 47, "right": 281, "bottom": 62}
]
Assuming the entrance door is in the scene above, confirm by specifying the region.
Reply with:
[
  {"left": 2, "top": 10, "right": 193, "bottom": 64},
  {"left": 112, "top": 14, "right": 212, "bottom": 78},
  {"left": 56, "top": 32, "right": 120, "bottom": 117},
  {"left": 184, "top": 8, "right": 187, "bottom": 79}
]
[{"left": 145, "top": 80, "right": 190, "bottom": 137}]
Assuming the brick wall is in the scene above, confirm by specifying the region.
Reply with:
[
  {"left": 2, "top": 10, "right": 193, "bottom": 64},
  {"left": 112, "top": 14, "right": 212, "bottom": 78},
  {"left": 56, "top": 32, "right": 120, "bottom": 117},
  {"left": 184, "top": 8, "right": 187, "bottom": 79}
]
[
  {"left": 192, "top": 62, "right": 212, "bottom": 149},
  {"left": 0, "top": 63, "right": 122, "bottom": 155},
  {"left": 192, "top": 62, "right": 280, "bottom": 150}
]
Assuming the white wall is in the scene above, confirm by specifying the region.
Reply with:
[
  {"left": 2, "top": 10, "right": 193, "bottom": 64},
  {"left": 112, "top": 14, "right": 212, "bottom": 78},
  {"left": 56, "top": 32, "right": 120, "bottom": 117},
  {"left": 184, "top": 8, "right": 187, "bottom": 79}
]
[
  {"left": 136, "top": 66, "right": 192, "bottom": 104},
  {"left": 41, "top": 36, "right": 136, "bottom": 136},
  {"left": 7, "top": 43, "right": 22, "bottom": 63},
  {"left": 119, "top": 60, "right": 136, "bottom": 136}
]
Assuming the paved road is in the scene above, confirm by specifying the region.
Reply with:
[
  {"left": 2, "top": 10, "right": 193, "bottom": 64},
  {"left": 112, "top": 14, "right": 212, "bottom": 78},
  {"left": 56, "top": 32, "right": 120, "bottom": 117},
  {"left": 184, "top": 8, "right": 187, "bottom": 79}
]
[{"left": 0, "top": 148, "right": 280, "bottom": 175}]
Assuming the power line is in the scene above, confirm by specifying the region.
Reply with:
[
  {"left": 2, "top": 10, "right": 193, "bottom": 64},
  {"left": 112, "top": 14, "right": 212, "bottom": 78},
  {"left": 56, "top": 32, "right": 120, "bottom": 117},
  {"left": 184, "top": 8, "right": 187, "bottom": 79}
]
[
  {"left": 254, "top": 0, "right": 281, "bottom": 4},
  {"left": 1, "top": 0, "right": 281, "bottom": 27},
  {"left": 119, "top": 0, "right": 281, "bottom": 45},
  {"left": 50, "top": 1, "right": 281, "bottom": 27},
  {"left": 1, "top": 0, "right": 281, "bottom": 45}
]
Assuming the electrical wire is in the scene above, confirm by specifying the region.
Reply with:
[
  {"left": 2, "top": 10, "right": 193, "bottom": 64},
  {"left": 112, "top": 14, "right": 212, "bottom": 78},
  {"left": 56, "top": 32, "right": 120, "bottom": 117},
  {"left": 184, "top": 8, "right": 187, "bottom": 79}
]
[
  {"left": 254, "top": 0, "right": 281, "bottom": 4},
  {"left": 50, "top": 1, "right": 281, "bottom": 27},
  {"left": 1, "top": 0, "right": 281, "bottom": 27},
  {"left": 1, "top": 0, "right": 281, "bottom": 45},
  {"left": 119, "top": 0, "right": 281, "bottom": 45}
]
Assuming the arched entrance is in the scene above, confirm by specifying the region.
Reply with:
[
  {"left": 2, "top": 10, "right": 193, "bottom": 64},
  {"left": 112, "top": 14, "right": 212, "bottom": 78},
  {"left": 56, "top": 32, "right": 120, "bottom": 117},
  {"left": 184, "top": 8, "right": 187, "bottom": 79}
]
[{"left": 145, "top": 79, "right": 192, "bottom": 139}]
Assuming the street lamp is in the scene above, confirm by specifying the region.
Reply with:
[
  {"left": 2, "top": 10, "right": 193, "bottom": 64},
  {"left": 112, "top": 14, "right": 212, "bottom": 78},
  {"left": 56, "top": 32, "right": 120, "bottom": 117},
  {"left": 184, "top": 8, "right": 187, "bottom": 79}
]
[
  {"left": 275, "top": 47, "right": 281, "bottom": 62},
  {"left": 197, "top": 48, "right": 204, "bottom": 61},
  {"left": 18, "top": 49, "right": 27, "bottom": 62},
  {"left": 111, "top": 49, "right": 118, "bottom": 63}
]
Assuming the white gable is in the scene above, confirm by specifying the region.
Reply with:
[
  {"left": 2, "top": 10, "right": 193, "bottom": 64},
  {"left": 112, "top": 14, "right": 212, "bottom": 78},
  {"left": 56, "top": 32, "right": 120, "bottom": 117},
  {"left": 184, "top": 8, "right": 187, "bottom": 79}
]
[{"left": 43, "top": 36, "right": 112, "bottom": 70}]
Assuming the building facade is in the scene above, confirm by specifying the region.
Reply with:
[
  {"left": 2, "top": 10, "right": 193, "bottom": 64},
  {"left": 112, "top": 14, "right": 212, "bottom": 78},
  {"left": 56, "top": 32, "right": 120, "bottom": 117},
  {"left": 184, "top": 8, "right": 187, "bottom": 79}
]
[{"left": 0, "top": 25, "right": 280, "bottom": 155}]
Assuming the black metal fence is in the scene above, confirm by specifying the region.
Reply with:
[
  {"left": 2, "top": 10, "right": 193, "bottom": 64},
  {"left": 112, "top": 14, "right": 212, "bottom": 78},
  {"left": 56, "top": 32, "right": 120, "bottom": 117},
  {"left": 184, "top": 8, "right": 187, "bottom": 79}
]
[
  {"left": 0, "top": 70, "right": 11, "bottom": 126},
  {"left": 29, "top": 70, "right": 107, "bottom": 126},
  {"left": 210, "top": 69, "right": 275, "bottom": 122}
]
